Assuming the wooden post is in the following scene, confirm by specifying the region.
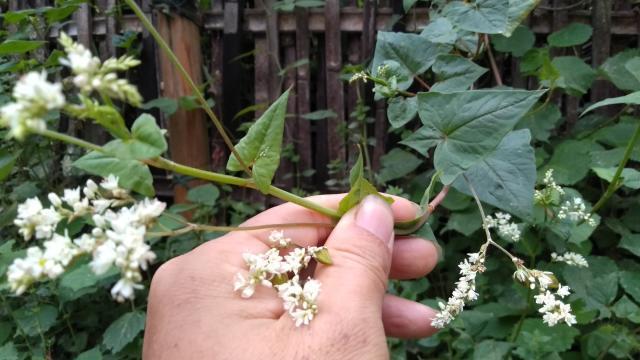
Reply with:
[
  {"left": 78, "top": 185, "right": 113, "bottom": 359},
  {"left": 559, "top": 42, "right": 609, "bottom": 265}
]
[
  {"left": 155, "top": 10, "right": 211, "bottom": 203},
  {"left": 324, "top": 0, "right": 346, "bottom": 178}
]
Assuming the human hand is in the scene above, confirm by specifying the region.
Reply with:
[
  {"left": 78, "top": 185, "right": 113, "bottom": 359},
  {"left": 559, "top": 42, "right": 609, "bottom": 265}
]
[{"left": 143, "top": 194, "right": 439, "bottom": 359}]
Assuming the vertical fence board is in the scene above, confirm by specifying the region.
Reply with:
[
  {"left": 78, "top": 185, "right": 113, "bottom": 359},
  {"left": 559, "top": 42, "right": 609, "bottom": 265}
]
[
  {"left": 345, "top": 36, "right": 361, "bottom": 168},
  {"left": 295, "top": 9, "right": 313, "bottom": 184},
  {"left": 277, "top": 34, "right": 296, "bottom": 189},
  {"left": 592, "top": 0, "right": 615, "bottom": 115},
  {"left": 155, "top": 11, "right": 210, "bottom": 203},
  {"left": 324, "top": 0, "right": 346, "bottom": 176}
]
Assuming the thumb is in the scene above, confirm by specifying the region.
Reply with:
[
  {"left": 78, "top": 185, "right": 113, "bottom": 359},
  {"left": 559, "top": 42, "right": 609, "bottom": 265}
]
[{"left": 316, "top": 195, "right": 394, "bottom": 311}]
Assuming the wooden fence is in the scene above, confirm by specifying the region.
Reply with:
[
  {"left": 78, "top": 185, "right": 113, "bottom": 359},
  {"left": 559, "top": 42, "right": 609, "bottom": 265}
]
[{"left": 5, "top": 0, "right": 640, "bottom": 202}]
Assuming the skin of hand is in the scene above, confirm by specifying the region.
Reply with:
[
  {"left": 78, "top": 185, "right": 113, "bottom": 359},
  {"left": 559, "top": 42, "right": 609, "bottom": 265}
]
[{"left": 143, "top": 194, "right": 440, "bottom": 359}]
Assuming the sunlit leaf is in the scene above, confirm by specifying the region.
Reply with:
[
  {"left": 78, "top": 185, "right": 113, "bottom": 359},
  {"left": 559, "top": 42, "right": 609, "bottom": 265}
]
[{"left": 227, "top": 89, "right": 290, "bottom": 193}]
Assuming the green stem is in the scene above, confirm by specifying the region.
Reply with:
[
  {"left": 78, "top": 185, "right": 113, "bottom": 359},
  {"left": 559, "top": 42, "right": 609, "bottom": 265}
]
[
  {"left": 122, "top": 0, "right": 252, "bottom": 176},
  {"left": 591, "top": 121, "right": 640, "bottom": 213},
  {"left": 37, "top": 129, "right": 341, "bottom": 219},
  {"left": 146, "top": 157, "right": 340, "bottom": 218},
  {"left": 37, "top": 129, "right": 104, "bottom": 153},
  {"left": 148, "top": 221, "right": 334, "bottom": 238}
]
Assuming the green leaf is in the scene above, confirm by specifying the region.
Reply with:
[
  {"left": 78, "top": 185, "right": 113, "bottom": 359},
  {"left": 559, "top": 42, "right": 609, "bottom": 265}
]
[
  {"left": 141, "top": 97, "right": 179, "bottom": 117},
  {"left": 582, "top": 91, "right": 640, "bottom": 115},
  {"left": 619, "top": 233, "right": 640, "bottom": 258},
  {"left": 620, "top": 271, "right": 640, "bottom": 303},
  {"left": 74, "top": 151, "right": 155, "bottom": 197},
  {"left": 612, "top": 295, "right": 640, "bottom": 323},
  {"left": 102, "top": 311, "right": 146, "bottom": 354},
  {"left": 515, "top": 103, "right": 562, "bottom": 142},
  {"left": 504, "top": 0, "right": 541, "bottom": 37},
  {"left": 0, "top": 342, "right": 17, "bottom": 360},
  {"left": 542, "top": 139, "right": 602, "bottom": 185},
  {"left": 551, "top": 56, "right": 597, "bottom": 96},
  {"left": 415, "top": 89, "right": 544, "bottom": 184},
  {"left": 0, "top": 149, "right": 18, "bottom": 181},
  {"left": 227, "top": 89, "right": 290, "bottom": 193},
  {"left": 593, "top": 167, "right": 640, "bottom": 190},
  {"left": 547, "top": 23, "right": 592, "bottom": 47},
  {"left": 0, "top": 40, "right": 45, "bottom": 55},
  {"left": 444, "top": 207, "right": 482, "bottom": 236},
  {"left": 338, "top": 150, "right": 392, "bottom": 215},
  {"left": 403, "top": 0, "right": 419, "bottom": 12},
  {"left": 625, "top": 57, "right": 640, "bottom": 83},
  {"left": 491, "top": 25, "right": 535, "bottom": 57},
  {"left": 420, "top": 17, "right": 457, "bottom": 45},
  {"left": 600, "top": 49, "right": 640, "bottom": 92},
  {"left": 387, "top": 96, "right": 417, "bottom": 129},
  {"left": 515, "top": 318, "right": 579, "bottom": 354},
  {"left": 14, "top": 304, "right": 58, "bottom": 336},
  {"left": 453, "top": 129, "right": 536, "bottom": 219},
  {"left": 104, "top": 114, "right": 167, "bottom": 160},
  {"left": 371, "top": 31, "right": 452, "bottom": 90},
  {"left": 60, "top": 264, "right": 107, "bottom": 292},
  {"left": 45, "top": 5, "right": 80, "bottom": 24},
  {"left": 75, "top": 347, "right": 103, "bottom": 360},
  {"left": 377, "top": 148, "right": 422, "bottom": 183},
  {"left": 564, "top": 257, "right": 619, "bottom": 316},
  {"left": 431, "top": 54, "right": 488, "bottom": 93},
  {"left": 442, "top": 0, "right": 508, "bottom": 34},
  {"left": 473, "top": 340, "right": 512, "bottom": 360},
  {"left": 186, "top": 184, "right": 220, "bottom": 206},
  {"left": 301, "top": 110, "right": 337, "bottom": 120}
]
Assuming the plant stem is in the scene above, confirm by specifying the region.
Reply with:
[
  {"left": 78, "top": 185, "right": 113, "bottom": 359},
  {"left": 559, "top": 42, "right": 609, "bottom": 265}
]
[
  {"left": 394, "top": 186, "right": 449, "bottom": 235},
  {"left": 37, "top": 129, "right": 104, "bottom": 153},
  {"left": 37, "top": 129, "right": 341, "bottom": 219},
  {"left": 484, "top": 34, "right": 503, "bottom": 86},
  {"left": 591, "top": 121, "right": 640, "bottom": 213},
  {"left": 464, "top": 174, "right": 518, "bottom": 262},
  {"left": 122, "top": 0, "right": 252, "bottom": 176},
  {"left": 414, "top": 76, "right": 431, "bottom": 90},
  {"left": 148, "top": 221, "right": 334, "bottom": 238}
]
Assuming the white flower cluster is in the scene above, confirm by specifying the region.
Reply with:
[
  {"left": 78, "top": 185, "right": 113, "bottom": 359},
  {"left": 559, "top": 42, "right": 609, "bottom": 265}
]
[
  {"left": 0, "top": 71, "right": 65, "bottom": 140},
  {"left": 233, "top": 230, "right": 331, "bottom": 327},
  {"left": 58, "top": 32, "right": 142, "bottom": 106},
  {"left": 7, "top": 175, "right": 165, "bottom": 302},
  {"left": 513, "top": 264, "right": 576, "bottom": 327},
  {"left": 551, "top": 252, "right": 589, "bottom": 267},
  {"left": 534, "top": 169, "right": 565, "bottom": 202},
  {"left": 484, "top": 212, "right": 521, "bottom": 242},
  {"left": 557, "top": 197, "right": 596, "bottom": 226},
  {"left": 431, "top": 251, "right": 486, "bottom": 328},
  {"left": 349, "top": 71, "right": 368, "bottom": 84},
  {"left": 534, "top": 285, "right": 576, "bottom": 326}
]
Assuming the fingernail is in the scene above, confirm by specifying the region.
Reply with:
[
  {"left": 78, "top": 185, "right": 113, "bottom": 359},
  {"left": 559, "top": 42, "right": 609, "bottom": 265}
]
[{"left": 355, "top": 195, "right": 394, "bottom": 247}]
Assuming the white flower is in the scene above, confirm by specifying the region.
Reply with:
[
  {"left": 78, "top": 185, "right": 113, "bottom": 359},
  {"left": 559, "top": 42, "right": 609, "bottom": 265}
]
[
  {"left": 7, "top": 247, "right": 44, "bottom": 295},
  {"left": 551, "top": 252, "right": 589, "bottom": 267},
  {"left": 13, "top": 71, "right": 65, "bottom": 110},
  {"left": 90, "top": 240, "right": 117, "bottom": 275},
  {"left": 48, "top": 193, "right": 62, "bottom": 208},
  {"left": 14, "top": 197, "right": 62, "bottom": 241},
  {"left": 534, "top": 285, "right": 576, "bottom": 327},
  {"left": 431, "top": 252, "right": 486, "bottom": 328},
  {"left": 268, "top": 230, "right": 291, "bottom": 248},
  {"left": 485, "top": 212, "right": 521, "bottom": 242},
  {"left": 284, "top": 247, "right": 311, "bottom": 274},
  {"left": 111, "top": 278, "right": 144, "bottom": 302},
  {"left": 83, "top": 179, "right": 99, "bottom": 199},
  {"left": 557, "top": 198, "right": 596, "bottom": 226},
  {"left": 276, "top": 276, "right": 321, "bottom": 327}
]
